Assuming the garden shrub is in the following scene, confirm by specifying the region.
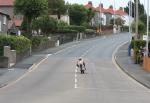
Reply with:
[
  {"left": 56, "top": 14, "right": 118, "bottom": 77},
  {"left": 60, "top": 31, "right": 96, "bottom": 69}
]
[{"left": 0, "top": 35, "right": 31, "bottom": 56}]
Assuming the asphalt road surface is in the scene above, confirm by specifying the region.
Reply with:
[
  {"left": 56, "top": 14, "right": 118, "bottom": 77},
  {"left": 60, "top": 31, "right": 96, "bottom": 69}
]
[{"left": 0, "top": 33, "right": 150, "bottom": 103}]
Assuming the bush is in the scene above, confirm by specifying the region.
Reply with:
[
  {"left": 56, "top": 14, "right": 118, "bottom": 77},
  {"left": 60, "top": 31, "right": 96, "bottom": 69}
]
[
  {"left": 0, "top": 35, "right": 31, "bottom": 56},
  {"left": 57, "top": 25, "right": 86, "bottom": 33},
  {"left": 85, "top": 29, "right": 96, "bottom": 34},
  {"left": 131, "top": 40, "right": 146, "bottom": 50},
  {"left": 31, "top": 36, "right": 49, "bottom": 49}
]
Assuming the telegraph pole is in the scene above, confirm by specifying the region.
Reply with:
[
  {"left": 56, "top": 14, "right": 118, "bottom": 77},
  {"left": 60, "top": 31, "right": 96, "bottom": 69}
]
[
  {"left": 136, "top": 0, "right": 139, "bottom": 39},
  {"left": 129, "top": 0, "right": 131, "bottom": 34},
  {"left": 100, "top": 0, "right": 102, "bottom": 35},
  {"left": 113, "top": 0, "right": 116, "bottom": 34},
  {"left": 146, "top": 0, "right": 149, "bottom": 56}
]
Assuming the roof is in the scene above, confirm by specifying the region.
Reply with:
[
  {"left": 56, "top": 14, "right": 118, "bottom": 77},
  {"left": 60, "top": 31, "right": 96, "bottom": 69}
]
[
  {"left": 0, "top": 11, "right": 11, "bottom": 19},
  {"left": 84, "top": 3, "right": 95, "bottom": 10},
  {"left": 115, "top": 10, "right": 128, "bottom": 16},
  {"left": 95, "top": 7, "right": 106, "bottom": 13},
  {"left": 104, "top": 8, "right": 114, "bottom": 14},
  {"left": 0, "top": 0, "right": 14, "bottom": 6}
]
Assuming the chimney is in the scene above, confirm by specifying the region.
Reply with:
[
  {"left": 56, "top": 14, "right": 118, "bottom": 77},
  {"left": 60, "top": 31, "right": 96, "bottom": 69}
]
[
  {"left": 88, "top": 1, "right": 93, "bottom": 6},
  {"left": 119, "top": 7, "right": 123, "bottom": 10},
  {"left": 99, "top": 3, "right": 103, "bottom": 8},
  {"left": 109, "top": 5, "right": 113, "bottom": 9}
]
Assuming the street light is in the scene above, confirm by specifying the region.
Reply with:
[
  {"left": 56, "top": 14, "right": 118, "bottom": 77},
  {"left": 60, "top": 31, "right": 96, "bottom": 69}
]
[
  {"left": 99, "top": 0, "right": 102, "bottom": 35},
  {"left": 129, "top": 0, "right": 131, "bottom": 35},
  {"left": 135, "top": 0, "right": 139, "bottom": 39},
  {"left": 113, "top": 0, "right": 116, "bottom": 34},
  {"left": 146, "top": 0, "right": 149, "bottom": 56}
]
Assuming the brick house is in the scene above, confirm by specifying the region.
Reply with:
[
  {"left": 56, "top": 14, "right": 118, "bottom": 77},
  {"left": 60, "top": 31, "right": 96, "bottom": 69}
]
[
  {"left": 0, "top": 0, "right": 23, "bottom": 34},
  {"left": 0, "top": 11, "right": 10, "bottom": 34}
]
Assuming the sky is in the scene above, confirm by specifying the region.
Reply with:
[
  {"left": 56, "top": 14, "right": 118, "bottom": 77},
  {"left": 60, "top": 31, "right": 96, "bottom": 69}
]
[{"left": 65, "top": 0, "right": 146, "bottom": 11}]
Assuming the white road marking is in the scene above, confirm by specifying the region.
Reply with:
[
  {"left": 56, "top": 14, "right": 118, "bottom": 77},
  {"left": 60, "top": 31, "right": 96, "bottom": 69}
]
[
  {"left": 81, "top": 46, "right": 96, "bottom": 57},
  {"left": 8, "top": 69, "right": 14, "bottom": 71},
  {"left": 54, "top": 44, "right": 78, "bottom": 55},
  {"left": 75, "top": 67, "right": 78, "bottom": 88}
]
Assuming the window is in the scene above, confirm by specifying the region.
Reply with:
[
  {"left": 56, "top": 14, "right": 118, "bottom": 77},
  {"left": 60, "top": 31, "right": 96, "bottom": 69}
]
[
  {"left": 0, "top": 21, "right": 1, "bottom": 31},
  {"left": 3, "top": 15, "right": 6, "bottom": 25}
]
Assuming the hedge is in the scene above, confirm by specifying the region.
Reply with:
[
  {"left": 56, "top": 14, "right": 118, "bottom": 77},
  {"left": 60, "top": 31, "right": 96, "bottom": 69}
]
[
  {"left": 0, "top": 35, "right": 31, "bottom": 56},
  {"left": 57, "top": 25, "right": 86, "bottom": 33},
  {"left": 31, "top": 36, "right": 49, "bottom": 49},
  {"left": 131, "top": 40, "right": 146, "bottom": 50}
]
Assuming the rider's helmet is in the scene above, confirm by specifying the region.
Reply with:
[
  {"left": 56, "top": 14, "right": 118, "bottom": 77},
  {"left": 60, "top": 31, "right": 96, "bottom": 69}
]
[{"left": 79, "top": 57, "right": 82, "bottom": 61}]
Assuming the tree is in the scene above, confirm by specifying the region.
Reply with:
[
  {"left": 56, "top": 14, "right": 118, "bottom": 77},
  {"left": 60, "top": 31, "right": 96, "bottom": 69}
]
[
  {"left": 48, "top": 0, "right": 67, "bottom": 19},
  {"left": 32, "top": 16, "right": 58, "bottom": 35},
  {"left": 132, "top": 20, "right": 146, "bottom": 36},
  {"left": 69, "top": 4, "right": 87, "bottom": 26},
  {"left": 110, "top": 17, "right": 125, "bottom": 26},
  {"left": 86, "top": 8, "right": 95, "bottom": 24},
  {"left": 124, "top": 0, "right": 145, "bottom": 18},
  {"left": 14, "top": 0, "right": 48, "bottom": 34}
]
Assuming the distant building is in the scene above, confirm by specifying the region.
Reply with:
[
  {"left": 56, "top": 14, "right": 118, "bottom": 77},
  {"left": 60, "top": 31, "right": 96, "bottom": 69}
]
[
  {"left": 0, "top": 11, "right": 10, "bottom": 34},
  {"left": 84, "top": 1, "right": 134, "bottom": 27},
  {"left": 115, "top": 8, "right": 134, "bottom": 26},
  {"left": 0, "top": 0, "right": 23, "bottom": 34},
  {"left": 49, "top": 15, "right": 70, "bottom": 25}
]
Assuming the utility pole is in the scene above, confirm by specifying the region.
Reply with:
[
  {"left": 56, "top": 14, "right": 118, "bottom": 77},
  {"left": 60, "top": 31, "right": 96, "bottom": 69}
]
[
  {"left": 100, "top": 0, "right": 102, "bottom": 35},
  {"left": 113, "top": 0, "right": 116, "bottom": 34},
  {"left": 146, "top": 0, "right": 149, "bottom": 56},
  {"left": 131, "top": 0, "right": 133, "bottom": 33},
  {"left": 129, "top": 0, "right": 131, "bottom": 34},
  {"left": 136, "top": 0, "right": 139, "bottom": 39}
]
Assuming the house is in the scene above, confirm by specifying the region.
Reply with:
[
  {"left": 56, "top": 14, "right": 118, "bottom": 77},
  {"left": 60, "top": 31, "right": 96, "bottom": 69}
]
[
  {"left": 104, "top": 6, "right": 114, "bottom": 25},
  {"left": 0, "top": 0, "right": 23, "bottom": 34},
  {"left": 49, "top": 15, "right": 70, "bottom": 25},
  {"left": 115, "top": 8, "right": 134, "bottom": 26},
  {"left": 0, "top": 11, "right": 10, "bottom": 34},
  {"left": 85, "top": 1, "right": 133, "bottom": 27},
  {"left": 94, "top": 4, "right": 107, "bottom": 26}
]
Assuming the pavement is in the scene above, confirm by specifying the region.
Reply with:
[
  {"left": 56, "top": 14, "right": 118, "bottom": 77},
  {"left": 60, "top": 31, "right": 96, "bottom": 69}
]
[{"left": 115, "top": 43, "right": 150, "bottom": 89}]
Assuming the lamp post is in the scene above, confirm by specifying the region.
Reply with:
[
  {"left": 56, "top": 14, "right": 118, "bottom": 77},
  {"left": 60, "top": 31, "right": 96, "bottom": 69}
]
[
  {"left": 146, "top": 0, "right": 149, "bottom": 56},
  {"left": 129, "top": 0, "right": 131, "bottom": 35},
  {"left": 99, "top": 0, "right": 102, "bottom": 35},
  {"left": 135, "top": 0, "right": 139, "bottom": 39},
  {"left": 113, "top": 0, "right": 116, "bottom": 34}
]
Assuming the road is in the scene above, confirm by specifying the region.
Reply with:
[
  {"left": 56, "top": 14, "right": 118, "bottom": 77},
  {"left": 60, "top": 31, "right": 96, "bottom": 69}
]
[{"left": 0, "top": 33, "right": 150, "bottom": 103}]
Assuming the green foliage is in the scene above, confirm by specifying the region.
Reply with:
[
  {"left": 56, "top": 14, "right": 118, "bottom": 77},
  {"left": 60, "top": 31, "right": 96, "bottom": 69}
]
[
  {"left": 139, "top": 14, "right": 150, "bottom": 31},
  {"left": 86, "top": 8, "right": 95, "bottom": 23},
  {"left": 110, "top": 17, "right": 125, "bottom": 26},
  {"left": 124, "top": 0, "right": 145, "bottom": 18},
  {"left": 14, "top": 0, "right": 48, "bottom": 33},
  {"left": 48, "top": 0, "right": 67, "bottom": 19},
  {"left": 57, "top": 20, "right": 68, "bottom": 31},
  {"left": 68, "top": 25, "right": 86, "bottom": 32},
  {"left": 132, "top": 20, "right": 146, "bottom": 35},
  {"left": 69, "top": 4, "right": 87, "bottom": 25},
  {"left": 57, "top": 25, "right": 85, "bottom": 33},
  {"left": 31, "top": 36, "right": 49, "bottom": 49},
  {"left": 0, "top": 35, "right": 31, "bottom": 56},
  {"left": 85, "top": 29, "right": 96, "bottom": 34},
  {"left": 131, "top": 40, "right": 146, "bottom": 50},
  {"left": 14, "top": 0, "right": 48, "bottom": 18},
  {"left": 32, "top": 16, "right": 58, "bottom": 35}
]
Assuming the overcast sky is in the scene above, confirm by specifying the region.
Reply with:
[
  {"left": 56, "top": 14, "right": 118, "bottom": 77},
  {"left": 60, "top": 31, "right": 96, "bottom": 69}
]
[{"left": 65, "top": 0, "right": 146, "bottom": 10}]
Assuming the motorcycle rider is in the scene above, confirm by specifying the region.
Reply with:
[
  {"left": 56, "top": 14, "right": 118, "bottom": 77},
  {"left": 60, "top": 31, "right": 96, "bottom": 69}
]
[{"left": 76, "top": 57, "right": 86, "bottom": 74}]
